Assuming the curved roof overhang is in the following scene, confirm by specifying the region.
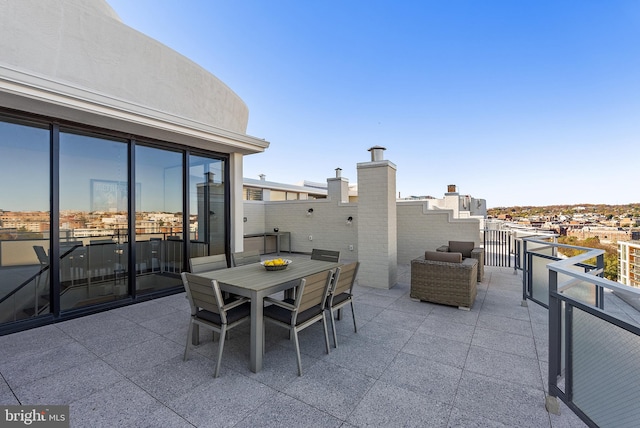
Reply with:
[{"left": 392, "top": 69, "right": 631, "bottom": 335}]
[
  {"left": 0, "top": 0, "right": 269, "bottom": 155},
  {"left": 0, "top": 65, "right": 269, "bottom": 155}
]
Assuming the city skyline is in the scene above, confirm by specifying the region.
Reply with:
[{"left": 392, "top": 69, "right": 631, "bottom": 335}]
[{"left": 106, "top": 0, "right": 640, "bottom": 208}]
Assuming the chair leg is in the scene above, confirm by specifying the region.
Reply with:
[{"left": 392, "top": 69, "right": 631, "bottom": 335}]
[
  {"left": 293, "top": 328, "right": 303, "bottom": 376},
  {"left": 350, "top": 301, "right": 357, "bottom": 333},
  {"left": 184, "top": 321, "right": 193, "bottom": 361},
  {"left": 192, "top": 323, "right": 200, "bottom": 346},
  {"left": 330, "top": 308, "right": 338, "bottom": 348},
  {"left": 214, "top": 327, "right": 226, "bottom": 378},
  {"left": 321, "top": 314, "right": 330, "bottom": 354}
]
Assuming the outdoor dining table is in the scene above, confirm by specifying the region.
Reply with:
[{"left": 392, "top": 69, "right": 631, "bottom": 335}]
[{"left": 198, "top": 258, "right": 341, "bottom": 373}]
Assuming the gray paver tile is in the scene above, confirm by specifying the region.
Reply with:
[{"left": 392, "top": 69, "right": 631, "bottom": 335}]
[
  {"left": 453, "top": 371, "right": 551, "bottom": 428},
  {"left": 1, "top": 341, "right": 95, "bottom": 388},
  {"left": 70, "top": 379, "right": 166, "bottom": 428},
  {"left": 165, "top": 372, "right": 277, "bottom": 428},
  {"left": 379, "top": 352, "right": 462, "bottom": 404},
  {"left": 102, "top": 335, "right": 183, "bottom": 376},
  {"left": 472, "top": 326, "right": 537, "bottom": 358},
  {"left": 14, "top": 359, "right": 125, "bottom": 405},
  {"left": 402, "top": 331, "right": 471, "bottom": 369},
  {"left": 347, "top": 380, "right": 450, "bottom": 427},
  {"left": 284, "top": 360, "right": 375, "bottom": 420},
  {"left": 417, "top": 315, "right": 477, "bottom": 343},
  {"left": 0, "top": 325, "right": 73, "bottom": 362},
  {"left": 464, "top": 346, "right": 544, "bottom": 389},
  {"left": 234, "top": 392, "right": 342, "bottom": 428}
]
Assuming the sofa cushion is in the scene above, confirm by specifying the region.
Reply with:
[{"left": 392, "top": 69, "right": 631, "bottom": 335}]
[
  {"left": 448, "top": 241, "right": 474, "bottom": 259},
  {"left": 425, "top": 250, "right": 462, "bottom": 263}
]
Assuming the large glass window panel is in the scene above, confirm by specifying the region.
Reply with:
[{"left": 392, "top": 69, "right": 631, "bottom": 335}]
[
  {"left": 0, "top": 118, "right": 50, "bottom": 323},
  {"left": 189, "top": 155, "right": 226, "bottom": 257},
  {"left": 135, "top": 145, "right": 183, "bottom": 291},
  {"left": 59, "top": 130, "right": 129, "bottom": 310}
]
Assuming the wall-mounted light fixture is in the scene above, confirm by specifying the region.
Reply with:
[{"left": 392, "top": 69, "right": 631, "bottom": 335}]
[
  {"left": 306, "top": 208, "right": 314, "bottom": 216},
  {"left": 346, "top": 216, "right": 353, "bottom": 225},
  {"left": 243, "top": 217, "right": 248, "bottom": 223}
]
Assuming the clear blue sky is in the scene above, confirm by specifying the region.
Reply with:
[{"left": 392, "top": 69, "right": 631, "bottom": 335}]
[{"left": 107, "top": 0, "right": 640, "bottom": 208}]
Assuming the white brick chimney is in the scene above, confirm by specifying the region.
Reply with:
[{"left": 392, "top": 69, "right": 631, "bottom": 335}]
[{"left": 356, "top": 146, "right": 397, "bottom": 289}]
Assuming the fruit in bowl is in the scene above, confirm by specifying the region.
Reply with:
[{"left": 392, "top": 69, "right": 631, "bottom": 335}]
[{"left": 261, "top": 258, "right": 292, "bottom": 271}]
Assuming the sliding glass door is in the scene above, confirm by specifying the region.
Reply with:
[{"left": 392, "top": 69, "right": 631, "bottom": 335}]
[
  {"left": 189, "top": 155, "right": 227, "bottom": 258},
  {"left": 59, "top": 130, "right": 129, "bottom": 310},
  {"left": 134, "top": 145, "right": 183, "bottom": 292},
  {"left": 0, "top": 118, "right": 50, "bottom": 323}
]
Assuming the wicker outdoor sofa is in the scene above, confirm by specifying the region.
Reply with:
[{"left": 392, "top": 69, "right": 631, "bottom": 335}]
[{"left": 410, "top": 250, "right": 478, "bottom": 310}]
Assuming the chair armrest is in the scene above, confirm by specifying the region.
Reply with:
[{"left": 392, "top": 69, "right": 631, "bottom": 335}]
[
  {"left": 222, "top": 296, "right": 250, "bottom": 311},
  {"left": 436, "top": 245, "right": 450, "bottom": 252},
  {"left": 470, "top": 248, "right": 484, "bottom": 282},
  {"left": 264, "top": 296, "right": 296, "bottom": 311},
  {"left": 461, "top": 258, "right": 478, "bottom": 268}
]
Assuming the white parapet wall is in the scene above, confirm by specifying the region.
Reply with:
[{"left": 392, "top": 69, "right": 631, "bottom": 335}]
[
  {"left": 242, "top": 198, "right": 483, "bottom": 267},
  {"left": 260, "top": 199, "right": 358, "bottom": 259},
  {"left": 397, "top": 201, "right": 481, "bottom": 264}
]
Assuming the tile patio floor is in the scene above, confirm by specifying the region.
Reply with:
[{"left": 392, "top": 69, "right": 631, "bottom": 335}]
[{"left": 0, "top": 258, "right": 593, "bottom": 427}]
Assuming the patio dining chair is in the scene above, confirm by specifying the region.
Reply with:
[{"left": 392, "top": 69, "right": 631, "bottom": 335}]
[
  {"left": 326, "top": 261, "right": 359, "bottom": 348},
  {"left": 231, "top": 249, "right": 261, "bottom": 267},
  {"left": 190, "top": 253, "right": 240, "bottom": 305},
  {"left": 311, "top": 248, "right": 340, "bottom": 263},
  {"left": 181, "top": 272, "right": 250, "bottom": 378},
  {"left": 262, "top": 269, "right": 333, "bottom": 376},
  {"left": 189, "top": 254, "right": 228, "bottom": 273}
]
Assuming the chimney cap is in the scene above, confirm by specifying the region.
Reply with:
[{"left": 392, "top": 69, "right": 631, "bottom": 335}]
[
  {"left": 368, "top": 146, "right": 387, "bottom": 161},
  {"left": 368, "top": 145, "right": 386, "bottom": 152}
]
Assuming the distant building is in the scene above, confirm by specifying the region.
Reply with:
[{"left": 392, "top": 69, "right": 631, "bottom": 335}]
[
  {"left": 242, "top": 176, "right": 329, "bottom": 201},
  {"left": 567, "top": 227, "right": 640, "bottom": 244},
  {"left": 619, "top": 240, "right": 640, "bottom": 287}
]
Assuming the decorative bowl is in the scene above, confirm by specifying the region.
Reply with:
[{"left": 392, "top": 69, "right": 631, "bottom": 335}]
[{"left": 260, "top": 259, "right": 292, "bottom": 271}]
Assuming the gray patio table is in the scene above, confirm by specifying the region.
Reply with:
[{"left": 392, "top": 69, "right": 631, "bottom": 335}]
[{"left": 197, "top": 258, "right": 341, "bottom": 373}]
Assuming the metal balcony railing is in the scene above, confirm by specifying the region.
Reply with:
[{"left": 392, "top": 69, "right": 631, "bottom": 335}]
[{"left": 522, "top": 237, "right": 640, "bottom": 427}]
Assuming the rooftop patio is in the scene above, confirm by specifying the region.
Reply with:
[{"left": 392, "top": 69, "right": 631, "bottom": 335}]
[{"left": 0, "top": 255, "right": 595, "bottom": 427}]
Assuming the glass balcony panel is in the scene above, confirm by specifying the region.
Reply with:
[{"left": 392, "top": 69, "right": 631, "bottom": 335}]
[
  {"left": 560, "top": 277, "right": 596, "bottom": 307},
  {"left": 572, "top": 307, "right": 640, "bottom": 427},
  {"left": 531, "top": 254, "right": 552, "bottom": 305}
]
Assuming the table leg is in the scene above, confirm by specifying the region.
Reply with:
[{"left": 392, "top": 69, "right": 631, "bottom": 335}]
[{"left": 250, "top": 291, "right": 263, "bottom": 373}]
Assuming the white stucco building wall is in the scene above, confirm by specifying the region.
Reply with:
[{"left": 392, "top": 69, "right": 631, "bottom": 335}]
[{"left": 0, "top": 0, "right": 255, "bottom": 143}]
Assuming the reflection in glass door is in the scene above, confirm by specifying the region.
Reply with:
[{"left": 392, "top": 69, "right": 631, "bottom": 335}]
[
  {"left": 59, "top": 130, "right": 129, "bottom": 310},
  {"left": 0, "top": 118, "right": 50, "bottom": 323},
  {"left": 189, "top": 155, "right": 226, "bottom": 258},
  {"left": 134, "top": 145, "right": 183, "bottom": 292}
]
